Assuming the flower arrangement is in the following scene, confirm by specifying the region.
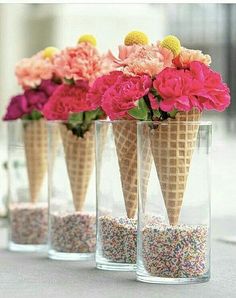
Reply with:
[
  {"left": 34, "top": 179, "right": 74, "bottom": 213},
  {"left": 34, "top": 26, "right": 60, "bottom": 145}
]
[
  {"left": 43, "top": 35, "right": 112, "bottom": 137},
  {"left": 90, "top": 33, "right": 230, "bottom": 121},
  {"left": 43, "top": 35, "right": 113, "bottom": 258},
  {"left": 4, "top": 47, "right": 60, "bottom": 121},
  {"left": 90, "top": 31, "right": 230, "bottom": 224},
  {"left": 42, "top": 35, "right": 112, "bottom": 215},
  {"left": 3, "top": 47, "right": 61, "bottom": 205}
]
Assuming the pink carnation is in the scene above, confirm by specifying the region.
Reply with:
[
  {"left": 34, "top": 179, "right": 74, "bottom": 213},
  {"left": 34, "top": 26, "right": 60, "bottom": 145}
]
[
  {"left": 173, "top": 47, "right": 211, "bottom": 69},
  {"left": 87, "top": 71, "right": 123, "bottom": 109},
  {"left": 53, "top": 43, "right": 113, "bottom": 84},
  {"left": 148, "top": 93, "right": 159, "bottom": 110},
  {"left": 153, "top": 61, "right": 230, "bottom": 112},
  {"left": 42, "top": 81, "right": 92, "bottom": 120},
  {"left": 4, "top": 80, "right": 59, "bottom": 120},
  {"left": 110, "top": 42, "right": 174, "bottom": 77},
  {"left": 15, "top": 51, "right": 56, "bottom": 89},
  {"left": 102, "top": 74, "right": 152, "bottom": 120}
]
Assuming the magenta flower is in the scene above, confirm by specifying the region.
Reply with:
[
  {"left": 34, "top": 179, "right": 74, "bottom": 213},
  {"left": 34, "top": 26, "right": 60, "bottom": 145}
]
[
  {"left": 3, "top": 79, "right": 60, "bottom": 120},
  {"left": 153, "top": 61, "right": 230, "bottom": 112},
  {"left": 3, "top": 95, "right": 28, "bottom": 120},
  {"left": 102, "top": 74, "right": 152, "bottom": 120},
  {"left": 42, "top": 81, "right": 92, "bottom": 120},
  {"left": 87, "top": 71, "right": 123, "bottom": 109}
]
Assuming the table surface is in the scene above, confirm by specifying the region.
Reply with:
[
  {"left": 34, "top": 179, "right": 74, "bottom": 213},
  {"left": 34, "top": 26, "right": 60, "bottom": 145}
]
[{"left": 0, "top": 218, "right": 235, "bottom": 298}]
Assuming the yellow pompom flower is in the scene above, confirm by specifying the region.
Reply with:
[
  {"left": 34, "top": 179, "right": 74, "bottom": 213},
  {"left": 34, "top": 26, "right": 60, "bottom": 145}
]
[
  {"left": 42, "top": 47, "right": 59, "bottom": 59},
  {"left": 78, "top": 34, "right": 97, "bottom": 46},
  {"left": 160, "top": 35, "right": 181, "bottom": 57},
  {"left": 124, "top": 31, "right": 149, "bottom": 46}
]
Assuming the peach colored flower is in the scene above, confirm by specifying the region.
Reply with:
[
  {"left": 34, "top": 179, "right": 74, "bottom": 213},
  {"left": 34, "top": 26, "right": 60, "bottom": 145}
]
[
  {"left": 15, "top": 51, "right": 56, "bottom": 89},
  {"left": 53, "top": 43, "right": 113, "bottom": 84},
  {"left": 173, "top": 47, "right": 211, "bottom": 69},
  {"left": 109, "top": 42, "right": 174, "bottom": 77}
]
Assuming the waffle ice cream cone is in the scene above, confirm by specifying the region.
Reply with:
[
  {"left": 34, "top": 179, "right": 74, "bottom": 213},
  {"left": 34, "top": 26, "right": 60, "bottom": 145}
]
[
  {"left": 150, "top": 109, "right": 201, "bottom": 226},
  {"left": 60, "top": 124, "right": 95, "bottom": 211},
  {"left": 23, "top": 119, "right": 48, "bottom": 203},
  {"left": 113, "top": 122, "right": 152, "bottom": 219}
]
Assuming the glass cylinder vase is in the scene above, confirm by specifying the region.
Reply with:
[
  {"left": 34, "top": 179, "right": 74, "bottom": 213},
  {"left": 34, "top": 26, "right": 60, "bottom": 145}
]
[
  {"left": 48, "top": 121, "right": 96, "bottom": 261},
  {"left": 96, "top": 120, "right": 140, "bottom": 271},
  {"left": 136, "top": 120, "right": 212, "bottom": 284},
  {"left": 8, "top": 119, "right": 49, "bottom": 252}
]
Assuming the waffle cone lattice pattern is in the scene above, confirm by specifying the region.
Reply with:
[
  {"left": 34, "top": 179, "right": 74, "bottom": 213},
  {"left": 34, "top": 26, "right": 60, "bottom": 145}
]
[
  {"left": 60, "top": 124, "right": 95, "bottom": 211},
  {"left": 113, "top": 122, "right": 152, "bottom": 219},
  {"left": 150, "top": 109, "right": 201, "bottom": 225},
  {"left": 23, "top": 119, "right": 48, "bottom": 203}
]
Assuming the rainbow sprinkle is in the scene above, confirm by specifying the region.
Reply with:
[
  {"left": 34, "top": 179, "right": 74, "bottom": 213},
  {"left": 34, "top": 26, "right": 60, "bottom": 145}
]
[
  {"left": 10, "top": 202, "right": 48, "bottom": 245},
  {"left": 142, "top": 222, "right": 208, "bottom": 278},
  {"left": 98, "top": 215, "right": 137, "bottom": 264},
  {"left": 51, "top": 211, "right": 96, "bottom": 253}
]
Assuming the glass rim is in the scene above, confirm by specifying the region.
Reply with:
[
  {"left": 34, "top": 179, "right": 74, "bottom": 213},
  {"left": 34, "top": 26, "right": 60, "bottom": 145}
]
[
  {"left": 95, "top": 119, "right": 137, "bottom": 124},
  {"left": 137, "top": 120, "right": 212, "bottom": 126},
  {"left": 95, "top": 119, "right": 212, "bottom": 126},
  {"left": 6, "top": 118, "right": 46, "bottom": 123}
]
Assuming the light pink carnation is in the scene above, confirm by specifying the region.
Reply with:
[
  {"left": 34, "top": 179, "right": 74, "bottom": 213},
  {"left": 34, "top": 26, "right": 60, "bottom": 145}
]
[
  {"left": 53, "top": 43, "right": 113, "bottom": 84},
  {"left": 109, "top": 42, "right": 174, "bottom": 77},
  {"left": 15, "top": 51, "right": 56, "bottom": 89},
  {"left": 173, "top": 47, "right": 211, "bottom": 69},
  {"left": 102, "top": 74, "right": 152, "bottom": 120}
]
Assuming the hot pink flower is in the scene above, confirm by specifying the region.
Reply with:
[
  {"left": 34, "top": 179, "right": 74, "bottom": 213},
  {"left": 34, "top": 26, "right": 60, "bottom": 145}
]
[
  {"left": 43, "top": 81, "right": 92, "bottom": 120},
  {"left": 110, "top": 42, "right": 174, "bottom": 77},
  {"left": 102, "top": 74, "right": 152, "bottom": 120},
  {"left": 148, "top": 93, "right": 159, "bottom": 110},
  {"left": 153, "top": 61, "right": 230, "bottom": 112},
  {"left": 53, "top": 43, "right": 113, "bottom": 84},
  {"left": 15, "top": 51, "right": 56, "bottom": 89},
  {"left": 87, "top": 71, "right": 123, "bottom": 109},
  {"left": 190, "top": 61, "right": 230, "bottom": 111}
]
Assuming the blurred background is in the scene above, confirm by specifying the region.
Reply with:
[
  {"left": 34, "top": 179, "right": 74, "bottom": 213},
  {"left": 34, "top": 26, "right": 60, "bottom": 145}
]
[{"left": 0, "top": 3, "right": 235, "bottom": 237}]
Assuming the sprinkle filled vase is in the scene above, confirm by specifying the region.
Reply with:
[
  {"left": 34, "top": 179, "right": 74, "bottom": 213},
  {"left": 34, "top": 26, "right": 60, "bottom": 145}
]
[
  {"left": 7, "top": 120, "right": 51, "bottom": 252},
  {"left": 95, "top": 120, "right": 151, "bottom": 271},
  {"left": 136, "top": 120, "right": 211, "bottom": 284},
  {"left": 48, "top": 121, "right": 96, "bottom": 260}
]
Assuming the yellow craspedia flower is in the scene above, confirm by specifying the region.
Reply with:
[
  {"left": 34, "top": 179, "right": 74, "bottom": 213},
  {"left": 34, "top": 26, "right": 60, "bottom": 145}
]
[
  {"left": 124, "top": 31, "right": 148, "bottom": 46},
  {"left": 42, "top": 47, "right": 59, "bottom": 59},
  {"left": 78, "top": 34, "right": 97, "bottom": 46},
  {"left": 160, "top": 35, "right": 181, "bottom": 57}
]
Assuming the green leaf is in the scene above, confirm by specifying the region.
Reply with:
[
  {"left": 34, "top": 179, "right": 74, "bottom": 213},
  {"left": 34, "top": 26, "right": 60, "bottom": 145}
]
[
  {"left": 69, "top": 112, "right": 84, "bottom": 125},
  {"left": 64, "top": 78, "right": 74, "bottom": 85},
  {"left": 128, "top": 106, "right": 148, "bottom": 120},
  {"left": 153, "top": 110, "right": 161, "bottom": 118},
  {"left": 138, "top": 98, "right": 148, "bottom": 110},
  {"left": 22, "top": 110, "right": 42, "bottom": 120},
  {"left": 85, "top": 110, "right": 98, "bottom": 123},
  {"left": 169, "top": 109, "right": 178, "bottom": 118},
  {"left": 128, "top": 98, "right": 149, "bottom": 120},
  {"left": 67, "top": 108, "right": 104, "bottom": 138}
]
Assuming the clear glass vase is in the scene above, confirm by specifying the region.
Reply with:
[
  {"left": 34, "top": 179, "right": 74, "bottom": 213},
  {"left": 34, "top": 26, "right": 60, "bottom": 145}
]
[
  {"left": 48, "top": 121, "right": 96, "bottom": 260},
  {"left": 95, "top": 120, "right": 139, "bottom": 271},
  {"left": 0, "top": 121, "right": 8, "bottom": 219},
  {"left": 8, "top": 119, "right": 49, "bottom": 252},
  {"left": 136, "top": 120, "right": 212, "bottom": 284}
]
